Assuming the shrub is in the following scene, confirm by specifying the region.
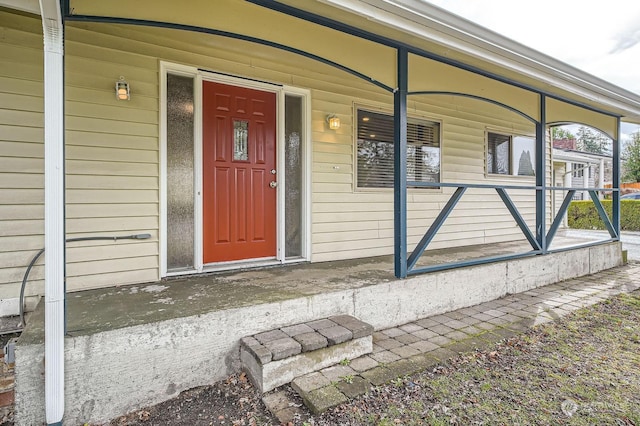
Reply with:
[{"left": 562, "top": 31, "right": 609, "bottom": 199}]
[{"left": 567, "top": 200, "right": 640, "bottom": 231}]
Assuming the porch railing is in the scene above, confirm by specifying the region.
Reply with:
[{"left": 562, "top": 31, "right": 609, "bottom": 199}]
[{"left": 402, "top": 181, "right": 619, "bottom": 276}]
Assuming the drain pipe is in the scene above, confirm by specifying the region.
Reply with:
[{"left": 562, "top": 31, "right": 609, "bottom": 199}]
[{"left": 39, "top": 0, "right": 64, "bottom": 424}]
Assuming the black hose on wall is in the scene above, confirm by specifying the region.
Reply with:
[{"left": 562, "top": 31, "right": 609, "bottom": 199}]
[{"left": 19, "top": 233, "right": 152, "bottom": 328}]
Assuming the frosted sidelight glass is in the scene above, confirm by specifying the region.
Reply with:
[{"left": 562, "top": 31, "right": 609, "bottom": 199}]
[
  {"left": 167, "top": 74, "right": 195, "bottom": 270},
  {"left": 285, "top": 95, "right": 303, "bottom": 258}
]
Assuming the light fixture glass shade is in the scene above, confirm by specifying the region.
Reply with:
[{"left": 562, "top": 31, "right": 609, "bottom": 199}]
[
  {"left": 115, "top": 76, "right": 130, "bottom": 101},
  {"left": 327, "top": 114, "right": 340, "bottom": 130}
]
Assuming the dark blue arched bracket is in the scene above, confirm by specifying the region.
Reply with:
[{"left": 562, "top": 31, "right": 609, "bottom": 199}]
[
  {"left": 409, "top": 91, "right": 539, "bottom": 124},
  {"left": 61, "top": 15, "right": 395, "bottom": 94},
  {"left": 548, "top": 121, "right": 616, "bottom": 141}
]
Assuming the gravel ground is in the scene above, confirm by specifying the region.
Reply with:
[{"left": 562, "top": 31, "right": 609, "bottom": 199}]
[{"left": 106, "top": 289, "right": 640, "bottom": 426}]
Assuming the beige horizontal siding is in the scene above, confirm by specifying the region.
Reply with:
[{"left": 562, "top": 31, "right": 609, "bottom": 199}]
[
  {"left": 63, "top": 31, "right": 159, "bottom": 307},
  {"left": 0, "top": 14, "right": 46, "bottom": 299}
]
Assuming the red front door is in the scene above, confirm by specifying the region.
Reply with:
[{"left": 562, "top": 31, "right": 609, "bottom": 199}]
[{"left": 202, "top": 81, "right": 277, "bottom": 263}]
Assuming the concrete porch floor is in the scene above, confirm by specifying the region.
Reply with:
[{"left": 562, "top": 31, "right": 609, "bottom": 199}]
[{"left": 15, "top": 235, "right": 622, "bottom": 425}]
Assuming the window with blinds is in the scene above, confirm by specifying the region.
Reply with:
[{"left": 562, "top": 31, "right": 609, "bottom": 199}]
[{"left": 356, "top": 109, "right": 440, "bottom": 189}]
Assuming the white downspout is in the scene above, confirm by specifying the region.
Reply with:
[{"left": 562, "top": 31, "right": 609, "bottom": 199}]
[{"left": 39, "top": 0, "right": 65, "bottom": 424}]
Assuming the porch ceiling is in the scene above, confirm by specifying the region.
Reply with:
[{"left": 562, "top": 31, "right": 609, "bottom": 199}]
[{"left": 65, "top": 0, "right": 640, "bottom": 126}]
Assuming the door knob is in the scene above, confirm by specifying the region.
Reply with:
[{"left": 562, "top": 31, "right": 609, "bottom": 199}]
[{"left": 269, "top": 181, "right": 277, "bottom": 188}]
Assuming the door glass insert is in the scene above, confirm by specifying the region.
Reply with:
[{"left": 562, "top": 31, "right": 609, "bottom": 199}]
[
  {"left": 167, "top": 74, "right": 195, "bottom": 271},
  {"left": 233, "top": 120, "right": 249, "bottom": 161},
  {"left": 285, "top": 95, "right": 303, "bottom": 258}
]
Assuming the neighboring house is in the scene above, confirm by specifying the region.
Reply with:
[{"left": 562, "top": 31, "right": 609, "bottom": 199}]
[
  {"left": 2, "top": 1, "right": 640, "bottom": 425},
  {"left": 552, "top": 138, "right": 613, "bottom": 200}
]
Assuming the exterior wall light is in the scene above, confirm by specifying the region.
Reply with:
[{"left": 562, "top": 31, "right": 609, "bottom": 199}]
[
  {"left": 326, "top": 114, "right": 340, "bottom": 130},
  {"left": 116, "top": 76, "right": 130, "bottom": 101}
]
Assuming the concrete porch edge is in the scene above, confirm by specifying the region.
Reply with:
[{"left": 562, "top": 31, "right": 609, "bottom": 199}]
[{"left": 14, "top": 242, "right": 622, "bottom": 425}]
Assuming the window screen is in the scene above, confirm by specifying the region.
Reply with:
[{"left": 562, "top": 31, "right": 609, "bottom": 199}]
[{"left": 356, "top": 109, "right": 440, "bottom": 188}]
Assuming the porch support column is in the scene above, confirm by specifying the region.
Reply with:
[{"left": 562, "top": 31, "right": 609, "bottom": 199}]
[
  {"left": 394, "top": 47, "right": 408, "bottom": 278},
  {"left": 612, "top": 117, "right": 621, "bottom": 237},
  {"left": 39, "top": 0, "right": 65, "bottom": 424},
  {"left": 536, "top": 95, "right": 547, "bottom": 253}
]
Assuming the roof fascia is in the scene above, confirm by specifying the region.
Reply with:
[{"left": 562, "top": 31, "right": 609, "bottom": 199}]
[
  {"left": 0, "top": 0, "right": 40, "bottom": 14},
  {"left": 553, "top": 149, "right": 611, "bottom": 163}
]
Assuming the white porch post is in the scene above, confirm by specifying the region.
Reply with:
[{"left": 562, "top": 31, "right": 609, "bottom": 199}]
[
  {"left": 583, "top": 164, "right": 589, "bottom": 200},
  {"left": 39, "top": 0, "right": 65, "bottom": 424},
  {"left": 564, "top": 162, "right": 572, "bottom": 227},
  {"left": 599, "top": 158, "right": 605, "bottom": 199}
]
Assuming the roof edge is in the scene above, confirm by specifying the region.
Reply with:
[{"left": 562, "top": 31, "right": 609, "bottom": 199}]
[{"left": 0, "top": 0, "right": 40, "bottom": 14}]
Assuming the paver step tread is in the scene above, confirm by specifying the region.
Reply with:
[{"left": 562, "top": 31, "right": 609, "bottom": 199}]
[{"left": 241, "top": 315, "right": 373, "bottom": 365}]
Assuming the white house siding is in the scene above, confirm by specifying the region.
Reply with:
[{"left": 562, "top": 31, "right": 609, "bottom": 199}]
[{"left": 1, "top": 10, "right": 554, "bottom": 294}]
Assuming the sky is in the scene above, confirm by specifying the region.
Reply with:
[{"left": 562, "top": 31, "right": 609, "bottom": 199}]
[{"left": 424, "top": 0, "right": 640, "bottom": 140}]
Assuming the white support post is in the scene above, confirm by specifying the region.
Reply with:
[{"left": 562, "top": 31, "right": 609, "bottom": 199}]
[
  {"left": 39, "top": 0, "right": 65, "bottom": 424},
  {"left": 583, "top": 164, "right": 589, "bottom": 200},
  {"left": 564, "top": 163, "right": 572, "bottom": 227}
]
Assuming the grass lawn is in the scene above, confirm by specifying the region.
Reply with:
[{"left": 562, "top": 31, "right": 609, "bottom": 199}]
[{"left": 321, "top": 292, "right": 640, "bottom": 425}]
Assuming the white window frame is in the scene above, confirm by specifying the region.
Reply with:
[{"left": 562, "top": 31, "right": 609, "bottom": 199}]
[
  {"left": 485, "top": 130, "right": 536, "bottom": 179},
  {"left": 160, "top": 61, "right": 312, "bottom": 277},
  {"left": 572, "top": 162, "right": 585, "bottom": 178}
]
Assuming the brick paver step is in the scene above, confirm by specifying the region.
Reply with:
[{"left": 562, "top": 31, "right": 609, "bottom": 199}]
[{"left": 241, "top": 315, "right": 373, "bottom": 393}]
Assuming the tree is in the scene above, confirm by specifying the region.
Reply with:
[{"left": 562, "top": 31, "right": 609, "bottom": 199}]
[
  {"left": 623, "top": 131, "right": 640, "bottom": 182},
  {"left": 576, "top": 126, "right": 610, "bottom": 154},
  {"left": 551, "top": 126, "right": 575, "bottom": 140}
]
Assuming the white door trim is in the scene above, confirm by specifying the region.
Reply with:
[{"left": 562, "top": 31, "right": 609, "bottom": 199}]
[{"left": 160, "top": 62, "right": 312, "bottom": 277}]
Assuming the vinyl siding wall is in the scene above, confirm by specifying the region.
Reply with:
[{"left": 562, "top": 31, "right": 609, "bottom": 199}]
[
  {"left": 1, "top": 10, "right": 553, "bottom": 295},
  {"left": 0, "top": 14, "right": 45, "bottom": 300}
]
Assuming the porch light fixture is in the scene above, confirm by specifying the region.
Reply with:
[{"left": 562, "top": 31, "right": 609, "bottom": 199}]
[
  {"left": 115, "top": 76, "right": 130, "bottom": 101},
  {"left": 326, "top": 114, "right": 341, "bottom": 130}
]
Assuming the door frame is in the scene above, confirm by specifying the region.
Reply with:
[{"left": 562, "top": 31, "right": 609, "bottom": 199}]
[{"left": 160, "top": 61, "right": 312, "bottom": 277}]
